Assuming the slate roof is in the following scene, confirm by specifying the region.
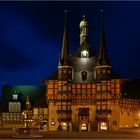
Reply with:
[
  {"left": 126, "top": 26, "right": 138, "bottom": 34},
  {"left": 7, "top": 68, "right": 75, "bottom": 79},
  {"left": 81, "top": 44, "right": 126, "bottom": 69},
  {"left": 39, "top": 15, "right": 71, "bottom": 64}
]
[{"left": 72, "top": 41, "right": 96, "bottom": 58}]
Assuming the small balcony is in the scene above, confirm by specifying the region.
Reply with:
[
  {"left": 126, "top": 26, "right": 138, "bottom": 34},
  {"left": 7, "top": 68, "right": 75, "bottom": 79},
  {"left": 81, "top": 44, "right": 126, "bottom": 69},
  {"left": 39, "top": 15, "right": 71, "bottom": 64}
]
[
  {"left": 57, "top": 110, "right": 72, "bottom": 114},
  {"left": 96, "top": 109, "right": 112, "bottom": 114}
]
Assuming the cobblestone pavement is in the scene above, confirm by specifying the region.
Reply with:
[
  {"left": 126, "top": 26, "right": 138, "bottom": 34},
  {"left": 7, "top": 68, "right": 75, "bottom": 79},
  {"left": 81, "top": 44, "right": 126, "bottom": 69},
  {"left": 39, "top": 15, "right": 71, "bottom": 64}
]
[{"left": 1, "top": 128, "right": 140, "bottom": 139}]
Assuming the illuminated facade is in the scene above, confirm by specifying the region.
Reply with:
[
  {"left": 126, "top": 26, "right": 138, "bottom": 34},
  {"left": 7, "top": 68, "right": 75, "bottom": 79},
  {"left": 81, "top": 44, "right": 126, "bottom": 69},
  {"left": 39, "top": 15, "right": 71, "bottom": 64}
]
[{"left": 44, "top": 12, "right": 140, "bottom": 131}]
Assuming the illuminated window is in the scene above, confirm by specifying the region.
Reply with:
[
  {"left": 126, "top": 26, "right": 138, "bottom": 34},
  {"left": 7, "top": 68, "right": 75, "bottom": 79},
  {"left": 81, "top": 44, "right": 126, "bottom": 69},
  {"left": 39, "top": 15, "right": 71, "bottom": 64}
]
[
  {"left": 102, "top": 105, "right": 106, "bottom": 110},
  {"left": 9, "top": 102, "right": 21, "bottom": 112},
  {"left": 81, "top": 123, "right": 87, "bottom": 131},
  {"left": 102, "top": 85, "right": 106, "bottom": 91},
  {"left": 97, "top": 85, "right": 101, "bottom": 91},
  {"left": 96, "top": 105, "right": 101, "bottom": 110},
  {"left": 63, "top": 86, "right": 67, "bottom": 91},
  {"left": 63, "top": 70, "right": 67, "bottom": 73},
  {"left": 62, "top": 105, "right": 66, "bottom": 110},
  {"left": 33, "top": 108, "right": 38, "bottom": 115},
  {"left": 62, "top": 122, "right": 68, "bottom": 130},
  {"left": 108, "top": 70, "right": 110, "bottom": 73},
  {"left": 116, "top": 89, "right": 120, "bottom": 93},
  {"left": 68, "top": 86, "right": 71, "bottom": 90},
  {"left": 39, "top": 108, "right": 44, "bottom": 115},
  {"left": 100, "top": 122, "right": 108, "bottom": 130},
  {"left": 67, "top": 105, "right": 71, "bottom": 110},
  {"left": 107, "top": 86, "right": 110, "bottom": 91},
  {"left": 57, "top": 105, "right": 61, "bottom": 110},
  {"left": 81, "top": 50, "right": 89, "bottom": 58},
  {"left": 87, "top": 89, "right": 91, "bottom": 94},
  {"left": 58, "top": 86, "right": 61, "bottom": 91},
  {"left": 82, "top": 89, "right": 86, "bottom": 94},
  {"left": 102, "top": 70, "right": 106, "bottom": 73},
  {"left": 77, "top": 89, "right": 81, "bottom": 94}
]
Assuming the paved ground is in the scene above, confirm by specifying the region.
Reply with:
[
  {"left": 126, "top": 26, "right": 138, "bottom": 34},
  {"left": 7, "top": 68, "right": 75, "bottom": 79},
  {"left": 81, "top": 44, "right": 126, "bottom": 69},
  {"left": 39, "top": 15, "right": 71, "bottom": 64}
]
[{"left": 1, "top": 128, "right": 140, "bottom": 139}]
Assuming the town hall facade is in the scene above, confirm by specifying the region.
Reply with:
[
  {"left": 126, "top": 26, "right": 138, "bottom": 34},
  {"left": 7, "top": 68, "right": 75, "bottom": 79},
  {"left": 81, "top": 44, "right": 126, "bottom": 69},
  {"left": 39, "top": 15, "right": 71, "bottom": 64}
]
[{"left": 44, "top": 12, "right": 140, "bottom": 131}]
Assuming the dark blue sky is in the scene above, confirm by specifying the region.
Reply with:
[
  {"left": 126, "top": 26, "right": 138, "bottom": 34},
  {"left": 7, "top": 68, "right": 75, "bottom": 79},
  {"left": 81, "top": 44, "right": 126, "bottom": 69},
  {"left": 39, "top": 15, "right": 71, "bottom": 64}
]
[{"left": 0, "top": 1, "right": 139, "bottom": 87}]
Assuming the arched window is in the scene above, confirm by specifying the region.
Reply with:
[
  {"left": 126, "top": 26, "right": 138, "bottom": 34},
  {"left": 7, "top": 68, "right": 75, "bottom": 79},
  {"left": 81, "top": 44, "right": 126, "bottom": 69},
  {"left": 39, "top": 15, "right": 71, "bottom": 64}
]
[
  {"left": 81, "top": 50, "right": 89, "bottom": 58},
  {"left": 81, "top": 123, "right": 87, "bottom": 131},
  {"left": 81, "top": 71, "right": 87, "bottom": 81}
]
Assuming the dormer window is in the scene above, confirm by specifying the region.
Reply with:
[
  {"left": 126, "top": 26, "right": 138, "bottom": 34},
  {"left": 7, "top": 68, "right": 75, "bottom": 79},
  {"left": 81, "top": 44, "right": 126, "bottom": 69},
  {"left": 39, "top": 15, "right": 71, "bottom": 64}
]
[{"left": 81, "top": 50, "right": 89, "bottom": 58}]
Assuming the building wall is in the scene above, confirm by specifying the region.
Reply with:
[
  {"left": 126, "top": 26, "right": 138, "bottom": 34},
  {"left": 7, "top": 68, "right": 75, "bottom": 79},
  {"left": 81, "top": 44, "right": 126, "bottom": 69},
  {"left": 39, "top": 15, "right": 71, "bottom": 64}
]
[
  {"left": 46, "top": 79, "right": 140, "bottom": 131},
  {"left": 2, "top": 112, "right": 21, "bottom": 128},
  {"left": 48, "top": 102, "right": 59, "bottom": 131},
  {"left": 119, "top": 99, "right": 140, "bottom": 128},
  {"left": 72, "top": 57, "right": 96, "bottom": 83},
  {"left": 109, "top": 103, "right": 120, "bottom": 130}
]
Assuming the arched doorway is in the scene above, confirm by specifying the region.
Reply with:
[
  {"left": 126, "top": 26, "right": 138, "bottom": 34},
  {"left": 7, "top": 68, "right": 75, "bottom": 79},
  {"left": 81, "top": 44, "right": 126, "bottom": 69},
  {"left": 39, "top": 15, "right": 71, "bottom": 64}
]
[
  {"left": 61, "top": 122, "right": 68, "bottom": 130},
  {"left": 100, "top": 122, "right": 108, "bottom": 130},
  {"left": 81, "top": 123, "right": 88, "bottom": 131}
]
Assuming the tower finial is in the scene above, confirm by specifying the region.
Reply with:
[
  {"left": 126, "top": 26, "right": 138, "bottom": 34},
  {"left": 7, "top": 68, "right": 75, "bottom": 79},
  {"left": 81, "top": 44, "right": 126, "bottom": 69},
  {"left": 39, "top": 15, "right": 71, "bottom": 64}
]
[
  {"left": 79, "top": 15, "right": 89, "bottom": 45},
  {"left": 64, "top": 10, "right": 67, "bottom": 27},
  {"left": 100, "top": 9, "right": 104, "bottom": 13},
  {"left": 100, "top": 9, "right": 104, "bottom": 25}
]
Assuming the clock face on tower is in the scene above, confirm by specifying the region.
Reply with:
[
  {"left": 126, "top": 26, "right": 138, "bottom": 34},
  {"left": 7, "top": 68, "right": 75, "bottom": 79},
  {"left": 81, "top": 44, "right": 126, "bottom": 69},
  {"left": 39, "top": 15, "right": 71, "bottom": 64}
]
[{"left": 81, "top": 50, "right": 89, "bottom": 58}]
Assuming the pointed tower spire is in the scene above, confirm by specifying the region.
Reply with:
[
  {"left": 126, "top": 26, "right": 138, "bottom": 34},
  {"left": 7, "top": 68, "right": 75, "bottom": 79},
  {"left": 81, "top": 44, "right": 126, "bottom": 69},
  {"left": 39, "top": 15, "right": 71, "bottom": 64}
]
[
  {"left": 58, "top": 10, "right": 72, "bottom": 81},
  {"left": 95, "top": 10, "right": 112, "bottom": 81},
  {"left": 59, "top": 10, "right": 70, "bottom": 66},
  {"left": 99, "top": 9, "right": 110, "bottom": 65}
]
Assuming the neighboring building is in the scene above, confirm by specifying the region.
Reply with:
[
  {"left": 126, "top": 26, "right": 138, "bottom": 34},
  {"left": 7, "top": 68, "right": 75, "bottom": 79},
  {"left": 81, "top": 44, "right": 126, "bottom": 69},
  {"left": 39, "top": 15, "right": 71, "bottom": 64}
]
[
  {"left": 44, "top": 12, "right": 140, "bottom": 131},
  {"left": 1, "top": 85, "right": 47, "bottom": 129}
]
